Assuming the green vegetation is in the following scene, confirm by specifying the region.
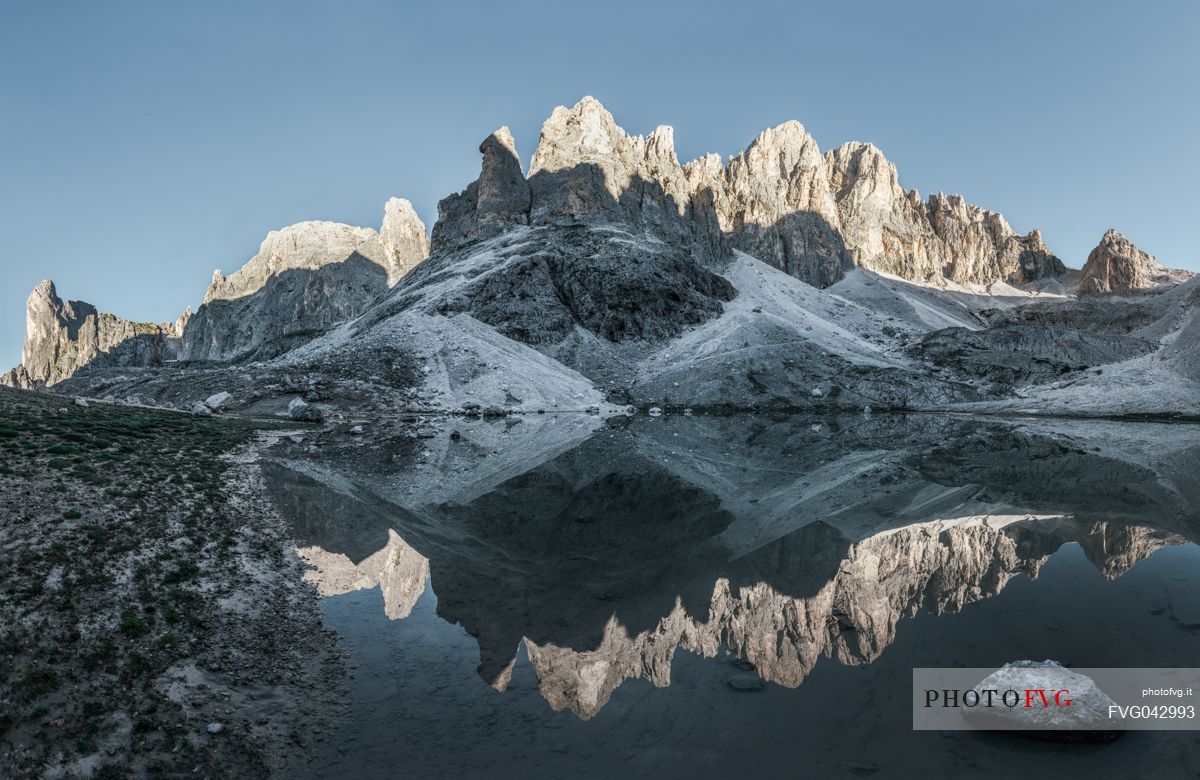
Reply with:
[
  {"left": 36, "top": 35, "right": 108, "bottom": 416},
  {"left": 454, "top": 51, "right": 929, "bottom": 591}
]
[{"left": 0, "top": 386, "right": 285, "bottom": 776}]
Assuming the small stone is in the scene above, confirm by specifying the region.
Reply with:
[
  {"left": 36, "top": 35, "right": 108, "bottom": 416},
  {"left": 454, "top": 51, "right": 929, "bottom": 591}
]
[
  {"left": 73, "top": 397, "right": 89, "bottom": 408},
  {"left": 190, "top": 402, "right": 213, "bottom": 417},
  {"left": 349, "top": 425, "right": 364, "bottom": 435},
  {"left": 648, "top": 407, "right": 663, "bottom": 417},
  {"left": 206, "top": 722, "right": 224, "bottom": 734}
]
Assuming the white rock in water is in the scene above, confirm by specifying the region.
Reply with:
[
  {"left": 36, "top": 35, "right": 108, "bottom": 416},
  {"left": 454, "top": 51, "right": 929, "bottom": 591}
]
[
  {"left": 206, "top": 722, "right": 224, "bottom": 734},
  {"left": 810, "top": 387, "right": 824, "bottom": 397},
  {"left": 647, "top": 407, "right": 663, "bottom": 417},
  {"left": 963, "top": 660, "right": 1120, "bottom": 739},
  {"left": 204, "top": 391, "right": 232, "bottom": 411},
  {"left": 73, "top": 397, "right": 89, "bottom": 408}
]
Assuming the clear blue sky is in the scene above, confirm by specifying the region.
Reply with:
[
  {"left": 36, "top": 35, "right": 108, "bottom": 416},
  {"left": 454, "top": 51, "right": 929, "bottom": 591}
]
[{"left": 2, "top": 0, "right": 1197, "bottom": 369}]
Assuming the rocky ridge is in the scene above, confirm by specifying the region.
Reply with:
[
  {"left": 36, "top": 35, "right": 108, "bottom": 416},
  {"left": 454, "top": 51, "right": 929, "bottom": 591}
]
[
  {"left": 0, "top": 280, "right": 187, "bottom": 390},
  {"left": 1078, "top": 229, "right": 1194, "bottom": 295},
  {"left": 5, "top": 97, "right": 1197, "bottom": 419},
  {"left": 183, "top": 207, "right": 429, "bottom": 362},
  {"left": 431, "top": 97, "right": 1068, "bottom": 289}
]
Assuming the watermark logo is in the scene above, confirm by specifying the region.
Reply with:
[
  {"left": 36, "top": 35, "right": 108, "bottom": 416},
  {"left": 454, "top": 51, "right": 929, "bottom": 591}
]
[{"left": 913, "top": 664, "right": 1200, "bottom": 732}]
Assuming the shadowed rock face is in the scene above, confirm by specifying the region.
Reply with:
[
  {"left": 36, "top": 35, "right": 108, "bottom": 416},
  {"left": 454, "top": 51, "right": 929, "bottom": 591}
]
[
  {"left": 0, "top": 280, "right": 187, "bottom": 389},
  {"left": 913, "top": 324, "right": 1158, "bottom": 388},
  {"left": 431, "top": 128, "right": 532, "bottom": 252},
  {"left": 265, "top": 413, "right": 1200, "bottom": 719},
  {"left": 4, "top": 204, "right": 433, "bottom": 385},
  {"left": 430, "top": 225, "right": 736, "bottom": 345},
  {"left": 1079, "top": 229, "right": 1194, "bottom": 295},
  {"left": 182, "top": 253, "right": 392, "bottom": 363},
  {"left": 432, "top": 97, "right": 1065, "bottom": 289},
  {"left": 183, "top": 215, "right": 430, "bottom": 362}
]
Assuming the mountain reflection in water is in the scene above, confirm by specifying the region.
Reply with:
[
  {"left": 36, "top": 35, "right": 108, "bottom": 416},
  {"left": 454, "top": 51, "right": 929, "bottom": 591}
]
[{"left": 264, "top": 414, "right": 1200, "bottom": 723}]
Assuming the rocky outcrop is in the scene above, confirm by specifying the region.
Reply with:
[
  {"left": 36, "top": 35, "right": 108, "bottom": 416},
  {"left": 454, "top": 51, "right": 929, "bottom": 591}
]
[
  {"left": 431, "top": 97, "right": 1064, "bottom": 290},
  {"left": 1078, "top": 229, "right": 1193, "bottom": 295},
  {"left": 183, "top": 213, "right": 430, "bottom": 361},
  {"left": 431, "top": 128, "right": 531, "bottom": 252},
  {"left": 199, "top": 221, "right": 390, "bottom": 307},
  {"left": 379, "top": 198, "right": 431, "bottom": 284},
  {"left": 686, "top": 122, "right": 851, "bottom": 287},
  {"left": 423, "top": 226, "right": 736, "bottom": 346},
  {"left": 0, "top": 280, "right": 186, "bottom": 389}
]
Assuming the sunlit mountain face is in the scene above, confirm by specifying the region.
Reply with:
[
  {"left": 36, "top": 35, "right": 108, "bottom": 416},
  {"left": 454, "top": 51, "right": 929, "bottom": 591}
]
[{"left": 262, "top": 413, "right": 1200, "bottom": 777}]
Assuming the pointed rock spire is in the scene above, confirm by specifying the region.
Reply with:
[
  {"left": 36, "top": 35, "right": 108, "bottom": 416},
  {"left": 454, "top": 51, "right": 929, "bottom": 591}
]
[
  {"left": 380, "top": 197, "right": 431, "bottom": 285},
  {"left": 476, "top": 127, "right": 531, "bottom": 229},
  {"left": 1078, "top": 229, "right": 1192, "bottom": 294}
]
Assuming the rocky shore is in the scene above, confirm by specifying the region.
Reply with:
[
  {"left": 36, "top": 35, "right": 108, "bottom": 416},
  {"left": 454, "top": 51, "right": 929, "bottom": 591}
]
[{"left": 0, "top": 387, "right": 342, "bottom": 779}]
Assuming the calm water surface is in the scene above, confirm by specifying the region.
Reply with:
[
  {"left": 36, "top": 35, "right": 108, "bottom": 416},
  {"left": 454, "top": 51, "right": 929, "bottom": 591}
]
[{"left": 264, "top": 414, "right": 1200, "bottom": 779}]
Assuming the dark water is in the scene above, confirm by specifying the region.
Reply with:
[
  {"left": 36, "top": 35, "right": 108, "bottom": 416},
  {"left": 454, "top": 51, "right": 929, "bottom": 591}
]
[{"left": 264, "top": 413, "right": 1200, "bottom": 779}]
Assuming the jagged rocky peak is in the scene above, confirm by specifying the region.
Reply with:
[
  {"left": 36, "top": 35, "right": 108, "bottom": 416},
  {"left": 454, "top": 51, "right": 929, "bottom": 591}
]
[
  {"left": 202, "top": 220, "right": 389, "bottom": 305},
  {"left": 380, "top": 198, "right": 431, "bottom": 285},
  {"left": 185, "top": 220, "right": 394, "bottom": 362},
  {"left": 431, "top": 127, "right": 531, "bottom": 252},
  {"left": 425, "top": 98, "right": 1067, "bottom": 291},
  {"left": 526, "top": 96, "right": 691, "bottom": 227},
  {"left": 1078, "top": 229, "right": 1193, "bottom": 295},
  {"left": 183, "top": 208, "right": 433, "bottom": 362},
  {"left": 476, "top": 127, "right": 531, "bottom": 228},
  {"left": 686, "top": 119, "right": 851, "bottom": 287},
  {"left": 1, "top": 279, "right": 186, "bottom": 390}
]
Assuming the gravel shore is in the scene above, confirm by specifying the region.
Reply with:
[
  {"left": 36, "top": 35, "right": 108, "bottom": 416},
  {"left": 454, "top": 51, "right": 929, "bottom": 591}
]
[{"left": 0, "top": 387, "right": 343, "bottom": 779}]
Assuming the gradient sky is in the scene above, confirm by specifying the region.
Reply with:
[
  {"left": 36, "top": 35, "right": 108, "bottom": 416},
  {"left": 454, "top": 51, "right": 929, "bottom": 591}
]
[{"left": 2, "top": 0, "right": 1198, "bottom": 370}]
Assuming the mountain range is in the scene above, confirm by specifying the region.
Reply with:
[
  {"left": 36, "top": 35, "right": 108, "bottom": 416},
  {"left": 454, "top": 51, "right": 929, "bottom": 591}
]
[{"left": 3, "top": 97, "right": 1196, "bottom": 418}]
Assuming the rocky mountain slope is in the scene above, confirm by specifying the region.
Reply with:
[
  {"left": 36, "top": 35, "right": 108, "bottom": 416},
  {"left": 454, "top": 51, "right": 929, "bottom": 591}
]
[
  {"left": 1078, "top": 229, "right": 1194, "bottom": 295},
  {"left": 435, "top": 97, "right": 1065, "bottom": 290},
  {"left": 4, "top": 97, "right": 1196, "bottom": 418},
  {"left": 0, "top": 280, "right": 188, "bottom": 390},
  {"left": 183, "top": 201, "right": 429, "bottom": 362}
]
